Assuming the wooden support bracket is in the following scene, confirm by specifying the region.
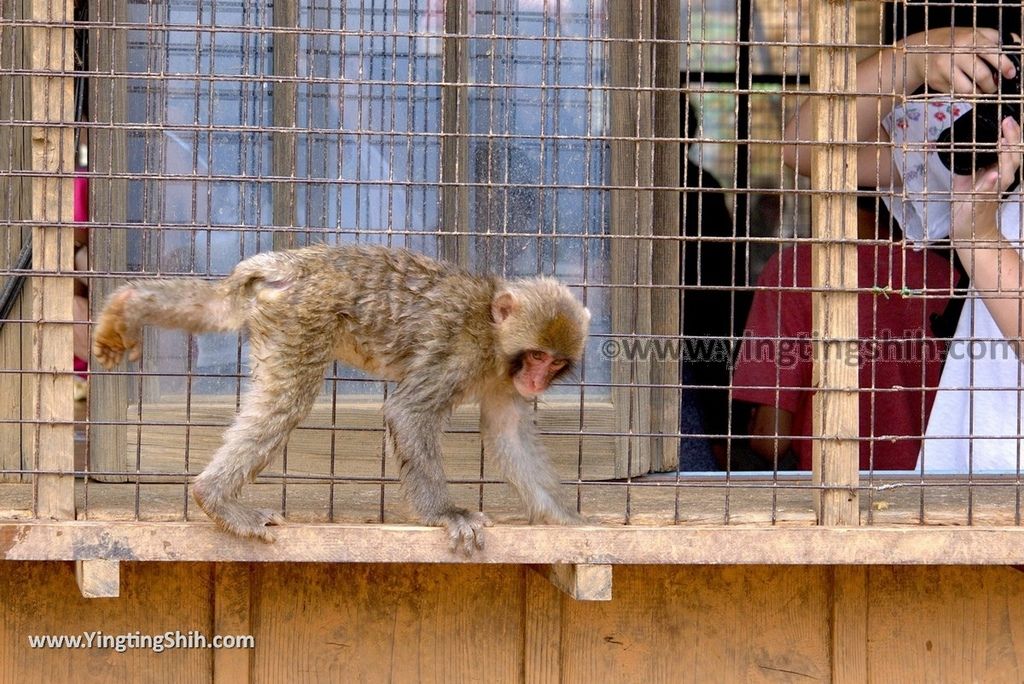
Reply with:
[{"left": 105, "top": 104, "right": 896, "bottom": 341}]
[
  {"left": 533, "top": 563, "right": 613, "bottom": 601},
  {"left": 75, "top": 559, "right": 121, "bottom": 598}
]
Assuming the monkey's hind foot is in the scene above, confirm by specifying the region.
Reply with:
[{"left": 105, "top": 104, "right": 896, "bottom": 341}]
[
  {"left": 192, "top": 483, "right": 284, "bottom": 543},
  {"left": 439, "top": 508, "right": 491, "bottom": 556},
  {"left": 93, "top": 289, "right": 141, "bottom": 369}
]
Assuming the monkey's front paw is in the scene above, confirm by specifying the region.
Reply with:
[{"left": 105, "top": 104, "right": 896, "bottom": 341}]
[
  {"left": 440, "top": 508, "right": 491, "bottom": 556},
  {"left": 92, "top": 289, "right": 141, "bottom": 369}
]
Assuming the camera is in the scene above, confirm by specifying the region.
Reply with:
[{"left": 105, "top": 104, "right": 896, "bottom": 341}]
[{"left": 935, "top": 37, "right": 1023, "bottom": 176}]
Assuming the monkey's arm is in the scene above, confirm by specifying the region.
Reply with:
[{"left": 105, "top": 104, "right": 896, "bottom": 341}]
[
  {"left": 949, "top": 118, "right": 1024, "bottom": 359},
  {"left": 383, "top": 374, "right": 490, "bottom": 555},
  {"left": 480, "top": 391, "right": 582, "bottom": 525}
]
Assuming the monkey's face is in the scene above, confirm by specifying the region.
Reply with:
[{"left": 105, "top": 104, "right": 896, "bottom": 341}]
[
  {"left": 512, "top": 350, "right": 570, "bottom": 398},
  {"left": 492, "top": 278, "right": 590, "bottom": 398}
]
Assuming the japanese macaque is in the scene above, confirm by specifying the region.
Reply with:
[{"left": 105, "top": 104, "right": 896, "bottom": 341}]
[{"left": 92, "top": 244, "right": 590, "bottom": 553}]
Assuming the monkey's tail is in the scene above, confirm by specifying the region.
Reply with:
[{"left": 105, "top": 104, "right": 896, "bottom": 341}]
[{"left": 122, "top": 277, "right": 250, "bottom": 335}]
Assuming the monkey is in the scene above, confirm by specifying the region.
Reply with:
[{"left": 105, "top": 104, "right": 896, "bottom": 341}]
[{"left": 92, "top": 243, "right": 590, "bottom": 554}]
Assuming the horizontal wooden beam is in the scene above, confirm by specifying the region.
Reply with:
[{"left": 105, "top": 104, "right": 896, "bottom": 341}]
[{"left": 2, "top": 522, "right": 1024, "bottom": 565}]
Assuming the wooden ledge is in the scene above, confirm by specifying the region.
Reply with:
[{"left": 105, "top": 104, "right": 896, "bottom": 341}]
[{"left": 1, "top": 521, "right": 1024, "bottom": 564}]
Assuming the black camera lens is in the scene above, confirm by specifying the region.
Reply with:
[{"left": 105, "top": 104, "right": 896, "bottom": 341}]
[{"left": 936, "top": 46, "right": 1022, "bottom": 175}]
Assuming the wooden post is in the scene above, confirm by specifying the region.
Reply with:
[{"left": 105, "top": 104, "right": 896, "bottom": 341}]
[
  {"left": 272, "top": 0, "right": 298, "bottom": 251},
  {"left": 808, "top": 0, "right": 860, "bottom": 526},
  {"left": 649, "top": 0, "right": 682, "bottom": 472},
  {"left": 29, "top": 0, "right": 76, "bottom": 519},
  {"left": 88, "top": 0, "right": 130, "bottom": 483},
  {"left": 0, "top": 2, "right": 33, "bottom": 481},
  {"left": 608, "top": 0, "right": 654, "bottom": 478},
  {"left": 439, "top": 0, "right": 470, "bottom": 264}
]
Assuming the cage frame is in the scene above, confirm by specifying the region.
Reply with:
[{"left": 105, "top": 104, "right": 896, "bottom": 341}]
[{"left": 2, "top": 0, "right": 1024, "bottom": 583}]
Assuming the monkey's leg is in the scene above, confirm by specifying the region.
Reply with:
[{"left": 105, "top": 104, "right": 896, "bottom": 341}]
[
  {"left": 384, "top": 388, "right": 490, "bottom": 555},
  {"left": 480, "top": 392, "right": 583, "bottom": 525},
  {"left": 192, "top": 348, "right": 326, "bottom": 542},
  {"left": 93, "top": 279, "right": 241, "bottom": 368}
]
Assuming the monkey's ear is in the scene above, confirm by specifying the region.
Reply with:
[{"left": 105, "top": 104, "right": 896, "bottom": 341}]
[{"left": 492, "top": 290, "right": 519, "bottom": 323}]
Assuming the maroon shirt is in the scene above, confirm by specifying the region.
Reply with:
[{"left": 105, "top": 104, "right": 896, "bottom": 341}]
[{"left": 732, "top": 242, "right": 952, "bottom": 470}]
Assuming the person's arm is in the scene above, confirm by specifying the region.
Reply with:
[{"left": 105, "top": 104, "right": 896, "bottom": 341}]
[
  {"left": 950, "top": 116, "right": 1024, "bottom": 355},
  {"left": 782, "top": 27, "right": 1013, "bottom": 187},
  {"left": 747, "top": 404, "right": 794, "bottom": 461}
]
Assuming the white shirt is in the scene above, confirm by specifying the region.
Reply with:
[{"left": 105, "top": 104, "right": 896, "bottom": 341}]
[{"left": 885, "top": 100, "right": 1024, "bottom": 473}]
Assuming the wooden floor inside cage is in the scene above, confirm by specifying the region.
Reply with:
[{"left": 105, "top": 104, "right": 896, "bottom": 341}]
[{"left": 0, "top": 475, "right": 1021, "bottom": 527}]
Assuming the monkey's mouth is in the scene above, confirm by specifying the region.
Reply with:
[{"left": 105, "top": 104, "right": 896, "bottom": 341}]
[{"left": 512, "top": 376, "right": 542, "bottom": 399}]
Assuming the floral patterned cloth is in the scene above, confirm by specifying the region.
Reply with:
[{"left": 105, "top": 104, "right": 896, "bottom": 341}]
[{"left": 884, "top": 100, "right": 970, "bottom": 242}]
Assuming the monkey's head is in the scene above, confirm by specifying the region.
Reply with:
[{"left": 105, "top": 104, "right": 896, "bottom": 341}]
[{"left": 491, "top": 278, "right": 591, "bottom": 398}]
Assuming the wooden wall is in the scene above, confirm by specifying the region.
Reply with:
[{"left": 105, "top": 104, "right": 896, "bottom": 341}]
[{"left": 2, "top": 563, "right": 1023, "bottom": 682}]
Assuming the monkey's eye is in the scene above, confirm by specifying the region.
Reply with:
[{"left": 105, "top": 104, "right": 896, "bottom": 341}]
[
  {"left": 550, "top": 358, "right": 568, "bottom": 370},
  {"left": 529, "top": 350, "right": 547, "bottom": 362}
]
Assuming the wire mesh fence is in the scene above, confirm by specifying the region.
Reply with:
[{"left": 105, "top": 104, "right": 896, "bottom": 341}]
[{"left": 1, "top": 0, "right": 1022, "bottom": 548}]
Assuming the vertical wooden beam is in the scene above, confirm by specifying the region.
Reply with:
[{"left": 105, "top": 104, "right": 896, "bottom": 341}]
[
  {"left": 88, "top": 0, "right": 130, "bottom": 483},
  {"left": 29, "top": 0, "right": 76, "bottom": 519},
  {"left": 649, "top": 0, "right": 681, "bottom": 471},
  {"left": 523, "top": 567, "right": 563, "bottom": 684},
  {"left": 808, "top": 0, "right": 860, "bottom": 526},
  {"left": 608, "top": 0, "right": 653, "bottom": 478},
  {"left": 0, "top": 0, "right": 33, "bottom": 481},
  {"left": 439, "top": 0, "right": 469, "bottom": 263},
  {"left": 272, "top": 0, "right": 298, "bottom": 250},
  {"left": 831, "top": 565, "right": 869, "bottom": 683}
]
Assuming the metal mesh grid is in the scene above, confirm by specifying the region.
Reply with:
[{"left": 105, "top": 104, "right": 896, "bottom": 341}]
[{"left": 1, "top": 0, "right": 1022, "bottom": 541}]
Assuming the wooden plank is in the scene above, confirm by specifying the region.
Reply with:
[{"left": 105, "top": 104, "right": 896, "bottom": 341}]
[
  {"left": 3, "top": 474, "right": 1020, "bottom": 528},
  {"left": 4, "top": 522, "right": 1024, "bottom": 564},
  {"left": 19, "top": 277, "right": 34, "bottom": 484},
  {"left": 523, "top": 565, "right": 563, "bottom": 684},
  {"left": 808, "top": 0, "right": 860, "bottom": 526},
  {"left": 560, "top": 565, "right": 830, "bottom": 682},
  {"left": 0, "top": 280, "right": 28, "bottom": 482},
  {"left": 75, "top": 559, "right": 121, "bottom": 598},
  {"left": 28, "top": 0, "right": 75, "bottom": 519},
  {"left": 213, "top": 564, "right": 252, "bottom": 684},
  {"left": 831, "top": 565, "right": 868, "bottom": 684},
  {"left": 250, "top": 564, "right": 523, "bottom": 682},
  {"left": 117, "top": 399, "right": 618, "bottom": 481},
  {"left": 0, "top": 561, "right": 212, "bottom": 682},
  {"left": 535, "top": 564, "right": 612, "bottom": 601},
  {"left": 866, "top": 566, "right": 1024, "bottom": 682}
]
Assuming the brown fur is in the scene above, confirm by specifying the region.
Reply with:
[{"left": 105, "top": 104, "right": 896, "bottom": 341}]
[{"left": 93, "top": 244, "right": 590, "bottom": 554}]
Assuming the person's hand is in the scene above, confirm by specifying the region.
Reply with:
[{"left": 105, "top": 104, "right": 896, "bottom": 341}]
[
  {"left": 904, "top": 27, "right": 1016, "bottom": 96},
  {"left": 950, "top": 116, "right": 1023, "bottom": 244}
]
